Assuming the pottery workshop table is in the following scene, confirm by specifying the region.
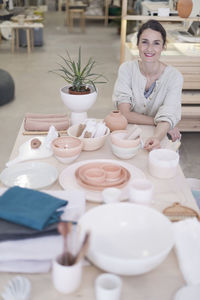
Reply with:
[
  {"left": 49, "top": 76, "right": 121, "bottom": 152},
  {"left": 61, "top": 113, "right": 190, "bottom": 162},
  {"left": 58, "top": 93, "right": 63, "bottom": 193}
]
[
  {"left": 0, "top": 121, "right": 199, "bottom": 300},
  {"left": 0, "top": 22, "right": 44, "bottom": 54}
]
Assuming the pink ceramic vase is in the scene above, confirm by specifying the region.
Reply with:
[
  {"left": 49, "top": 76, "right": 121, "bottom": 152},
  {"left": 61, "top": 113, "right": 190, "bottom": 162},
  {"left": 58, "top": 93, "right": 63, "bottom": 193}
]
[
  {"left": 177, "top": 0, "right": 193, "bottom": 18},
  {"left": 104, "top": 110, "right": 128, "bottom": 132}
]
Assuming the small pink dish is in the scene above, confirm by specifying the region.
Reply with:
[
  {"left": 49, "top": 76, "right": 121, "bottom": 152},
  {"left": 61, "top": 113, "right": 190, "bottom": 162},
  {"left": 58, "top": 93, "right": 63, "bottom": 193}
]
[
  {"left": 102, "top": 164, "right": 122, "bottom": 180},
  {"left": 84, "top": 168, "right": 106, "bottom": 185},
  {"left": 51, "top": 136, "right": 83, "bottom": 164}
]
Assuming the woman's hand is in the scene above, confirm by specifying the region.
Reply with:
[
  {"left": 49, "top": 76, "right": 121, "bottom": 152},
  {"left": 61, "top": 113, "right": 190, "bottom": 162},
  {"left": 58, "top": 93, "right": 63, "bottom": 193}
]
[
  {"left": 144, "top": 137, "right": 161, "bottom": 151},
  {"left": 167, "top": 127, "right": 181, "bottom": 142}
]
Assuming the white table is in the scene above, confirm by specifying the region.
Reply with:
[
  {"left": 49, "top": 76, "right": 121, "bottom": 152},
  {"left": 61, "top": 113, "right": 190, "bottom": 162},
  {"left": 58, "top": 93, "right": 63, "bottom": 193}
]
[{"left": 0, "top": 121, "right": 198, "bottom": 300}]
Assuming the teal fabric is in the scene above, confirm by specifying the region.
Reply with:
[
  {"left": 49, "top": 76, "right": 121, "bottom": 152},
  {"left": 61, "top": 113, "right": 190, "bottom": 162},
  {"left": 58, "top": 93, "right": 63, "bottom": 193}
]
[
  {"left": 192, "top": 190, "right": 200, "bottom": 210},
  {"left": 0, "top": 187, "right": 67, "bottom": 230}
]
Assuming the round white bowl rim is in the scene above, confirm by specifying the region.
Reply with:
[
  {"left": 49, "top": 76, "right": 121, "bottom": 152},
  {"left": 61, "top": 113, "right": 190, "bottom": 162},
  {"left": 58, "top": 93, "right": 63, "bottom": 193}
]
[
  {"left": 79, "top": 202, "right": 174, "bottom": 260},
  {"left": 67, "top": 124, "right": 110, "bottom": 140},
  {"left": 60, "top": 85, "right": 97, "bottom": 96}
]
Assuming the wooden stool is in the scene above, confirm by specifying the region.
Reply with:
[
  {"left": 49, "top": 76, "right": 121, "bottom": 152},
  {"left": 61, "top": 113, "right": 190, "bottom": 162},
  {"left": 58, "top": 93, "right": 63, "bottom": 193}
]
[
  {"left": 11, "top": 27, "right": 34, "bottom": 54},
  {"left": 68, "top": 8, "right": 85, "bottom": 33}
]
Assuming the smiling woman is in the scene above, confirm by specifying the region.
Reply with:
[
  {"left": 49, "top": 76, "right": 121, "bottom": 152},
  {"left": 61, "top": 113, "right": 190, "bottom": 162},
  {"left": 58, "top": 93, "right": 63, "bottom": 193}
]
[{"left": 112, "top": 20, "right": 183, "bottom": 151}]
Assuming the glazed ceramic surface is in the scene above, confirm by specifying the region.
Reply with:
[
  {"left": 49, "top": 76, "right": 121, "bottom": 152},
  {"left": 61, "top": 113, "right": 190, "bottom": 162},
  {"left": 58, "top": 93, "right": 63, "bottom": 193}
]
[
  {"left": 148, "top": 149, "right": 179, "bottom": 179},
  {"left": 60, "top": 85, "right": 97, "bottom": 125},
  {"left": 52, "top": 255, "right": 82, "bottom": 294},
  {"left": 59, "top": 159, "right": 145, "bottom": 202},
  {"left": 95, "top": 273, "right": 122, "bottom": 300},
  {"left": 104, "top": 110, "right": 128, "bottom": 132},
  {"left": 79, "top": 203, "right": 174, "bottom": 275},
  {"left": 0, "top": 162, "right": 58, "bottom": 189},
  {"left": 51, "top": 136, "right": 83, "bottom": 158},
  {"left": 110, "top": 130, "right": 141, "bottom": 148},
  {"left": 177, "top": 0, "right": 193, "bottom": 18},
  {"left": 67, "top": 124, "right": 110, "bottom": 151},
  {"left": 111, "top": 142, "right": 141, "bottom": 160},
  {"left": 75, "top": 162, "right": 130, "bottom": 191},
  {"left": 129, "top": 178, "right": 153, "bottom": 205}
]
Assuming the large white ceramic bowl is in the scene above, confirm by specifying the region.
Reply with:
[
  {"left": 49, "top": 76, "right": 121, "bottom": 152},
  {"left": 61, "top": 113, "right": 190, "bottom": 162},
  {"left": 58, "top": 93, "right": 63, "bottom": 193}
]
[
  {"left": 79, "top": 203, "right": 174, "bottom": 276},
  {"left": 67, "top": 124, "right": 110, "bottom": 151},
  {"left": 148, "top": 149, "right": 179, "bottom": 179}
]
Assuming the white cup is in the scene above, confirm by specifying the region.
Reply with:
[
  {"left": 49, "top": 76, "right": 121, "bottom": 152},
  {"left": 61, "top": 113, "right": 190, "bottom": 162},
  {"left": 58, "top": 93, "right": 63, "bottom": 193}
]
[
  {"left": 95, "top": 273, "right": 122, "bottom": 300},
  {"left": 102, "top": 188, "right": 122, "bottom": 204},
  {"left": 52, "top": 255, "right": 82, "bottom": 294},
  {"left": 129, "top": 179, "right": 153, "bottom": 205}
]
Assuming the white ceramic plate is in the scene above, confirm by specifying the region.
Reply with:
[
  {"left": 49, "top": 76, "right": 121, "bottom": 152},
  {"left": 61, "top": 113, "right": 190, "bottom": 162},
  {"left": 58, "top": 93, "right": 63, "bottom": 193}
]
[
  {"left": 174, "top": 285, "right": 200, "bottom": 300},
  {"left": 59, "top": 159, "right": 145, "bottom": 202},
  {"left": 6, "top": 136, "right": 53, "bottom": 167},
  {"left": 0, "top": 162, "right": 58, "bottom": 189}
]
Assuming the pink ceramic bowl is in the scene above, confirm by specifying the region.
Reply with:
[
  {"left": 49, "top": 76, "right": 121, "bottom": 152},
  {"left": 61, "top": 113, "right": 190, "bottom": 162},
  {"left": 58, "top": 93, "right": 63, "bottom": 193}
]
[
  {"left": 102, "top": 164, "right": 122, "bottom": 180},
  {"left": 67, "top": 124, "right": 110, "bottom": 151},
  {"left": 51, "top": 136, "right": 83, "bottom": 163},
  {"left": 110, "top": 130, "right": 141, "bottom": 148},
  {"left": 84, "top": 168, "right": 106, "bottom": 185}
]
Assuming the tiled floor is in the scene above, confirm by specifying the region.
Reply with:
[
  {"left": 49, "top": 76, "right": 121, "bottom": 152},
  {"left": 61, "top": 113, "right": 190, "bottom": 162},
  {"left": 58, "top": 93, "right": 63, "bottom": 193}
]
[{"left": 0, "top": 9, "right": 199, "bottom": 180}]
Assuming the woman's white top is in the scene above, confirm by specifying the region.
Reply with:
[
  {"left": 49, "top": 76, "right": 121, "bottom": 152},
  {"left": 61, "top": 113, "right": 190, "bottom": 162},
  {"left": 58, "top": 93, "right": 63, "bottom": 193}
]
[{"left": 112, "top": 60, "right": 183, "bottom": 128}]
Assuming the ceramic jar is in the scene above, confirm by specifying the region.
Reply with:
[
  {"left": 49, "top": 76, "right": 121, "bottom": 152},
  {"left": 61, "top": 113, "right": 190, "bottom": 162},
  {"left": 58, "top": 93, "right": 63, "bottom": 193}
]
[
  {"left": 104, "top": 110, "right": 128, "bottom": 132},
  {"left": 177, "top": 0, "right": 193, "bottom": 18}
]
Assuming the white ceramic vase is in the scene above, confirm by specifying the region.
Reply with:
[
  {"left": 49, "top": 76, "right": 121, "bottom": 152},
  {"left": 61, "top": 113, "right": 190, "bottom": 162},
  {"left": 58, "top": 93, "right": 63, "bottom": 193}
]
[{"left": 60, "top": 85, "right": 97, "bottom": 125}]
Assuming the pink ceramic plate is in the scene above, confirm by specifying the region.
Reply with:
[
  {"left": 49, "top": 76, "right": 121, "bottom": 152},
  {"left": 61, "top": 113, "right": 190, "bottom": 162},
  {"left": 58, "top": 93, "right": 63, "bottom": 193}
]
[
  {"left": 59, "top": 159, "right": 146, "bottom": 202},
  {"left": 76, "top": 162, "right": 127, "bottom": 183},
  {"left": 75, "top": 162, "right": 130, "bottom": 191}
]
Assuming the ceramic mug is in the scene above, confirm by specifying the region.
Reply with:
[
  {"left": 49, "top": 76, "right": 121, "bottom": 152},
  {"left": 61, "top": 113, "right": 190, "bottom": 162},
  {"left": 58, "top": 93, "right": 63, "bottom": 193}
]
[
  {"left": 52, "top": 255, "right": 82, "bottom": 294},
  {"left": 129, "top": 179, "right": 153, "bottom": 205},
  {"left": 95, "top": 273, "right": 122, "bottom": 300},
  {"left": 102, "top": 188, "right": 122, "bottom": 204}
]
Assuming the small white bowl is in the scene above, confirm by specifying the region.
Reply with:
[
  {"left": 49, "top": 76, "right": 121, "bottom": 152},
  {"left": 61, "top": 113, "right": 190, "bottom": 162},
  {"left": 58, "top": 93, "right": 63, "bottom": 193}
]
[
  {"left": 102, "top": 188, "right": 122, "bottom": 204},
  {"left": 67, "top": 124, "right": 110, "bottom": 151},
  {"left": 111, "top": 142, "right": 141, "bottom": 159},
  {"left": 148, "top": 149, "right": 179, "bottom": 179}
]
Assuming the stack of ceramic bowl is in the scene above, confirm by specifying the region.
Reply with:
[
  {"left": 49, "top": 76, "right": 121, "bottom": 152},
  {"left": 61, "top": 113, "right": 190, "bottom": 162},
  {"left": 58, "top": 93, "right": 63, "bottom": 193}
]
[
  {"left": 51, "top": 136, "right": 83, "bottom": 164},
  {"left": 67, "top": 123, "right": 110, "bottom": 151},
  {"left": 110, "top": 130, "right": 141, "bottom": 159}
]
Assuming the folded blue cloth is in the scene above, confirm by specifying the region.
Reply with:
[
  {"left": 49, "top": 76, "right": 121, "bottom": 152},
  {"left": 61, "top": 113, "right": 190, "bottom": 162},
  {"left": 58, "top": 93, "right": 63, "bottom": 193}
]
[{"left": 0, "top": 187, "right": 67, "bottom": 230}]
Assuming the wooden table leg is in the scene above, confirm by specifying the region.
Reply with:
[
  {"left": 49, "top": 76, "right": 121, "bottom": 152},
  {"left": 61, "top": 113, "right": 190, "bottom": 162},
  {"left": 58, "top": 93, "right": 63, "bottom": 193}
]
[
  {"left": 11, "top": 28, "right": 15, "bottom": 53},
  {"left": 26, "top": 28, "right": 31, "bottom": 54},
  {"left": 81, "top": 11, "right": 85, "bottom": 33},
  {"left": 69, "top": 10, "right": 73, "bottom": 32},
  {"left": 16, "top": 28, "right": 19, "bottom": 49},
  {"left": 30, "top": 28, "right": 34, "bottom": 50}
]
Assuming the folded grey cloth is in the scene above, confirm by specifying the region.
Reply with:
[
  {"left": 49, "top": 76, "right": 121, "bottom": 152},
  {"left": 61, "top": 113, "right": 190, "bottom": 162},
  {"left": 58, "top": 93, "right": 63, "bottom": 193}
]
[{"left": 0, "top": 219, "right": 59, "bottom": 241}]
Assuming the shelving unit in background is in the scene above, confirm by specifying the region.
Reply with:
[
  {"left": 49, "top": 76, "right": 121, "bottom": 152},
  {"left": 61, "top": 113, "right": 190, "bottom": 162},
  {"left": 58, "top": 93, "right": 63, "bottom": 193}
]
[
  {"left": 58, "top": 0, "right": 121, "bottom": 26},
  {"left": 120, "top": 0, "right": 200, "bottom": 132}
]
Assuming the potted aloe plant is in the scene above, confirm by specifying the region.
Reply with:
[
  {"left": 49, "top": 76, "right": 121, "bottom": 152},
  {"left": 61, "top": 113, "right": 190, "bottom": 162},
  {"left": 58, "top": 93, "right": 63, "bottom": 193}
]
[{"left": 51, "top": 47, "right": 107, "bottom": 124}]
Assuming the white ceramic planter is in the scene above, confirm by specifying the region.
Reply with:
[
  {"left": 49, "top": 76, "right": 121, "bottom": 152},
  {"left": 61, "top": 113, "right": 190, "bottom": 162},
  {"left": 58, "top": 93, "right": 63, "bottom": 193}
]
[{"left": 60, "top": 86, "right": 97, "bottom": 125}]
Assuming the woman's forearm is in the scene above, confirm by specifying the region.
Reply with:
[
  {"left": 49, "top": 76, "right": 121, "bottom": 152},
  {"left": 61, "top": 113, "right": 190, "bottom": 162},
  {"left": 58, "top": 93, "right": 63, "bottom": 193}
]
[
  {"left": 153, "top": 122, "right": 171, "bottom": 141},
  {"left": 118, "top": 103, "right": 154, "bottom": 125}
]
